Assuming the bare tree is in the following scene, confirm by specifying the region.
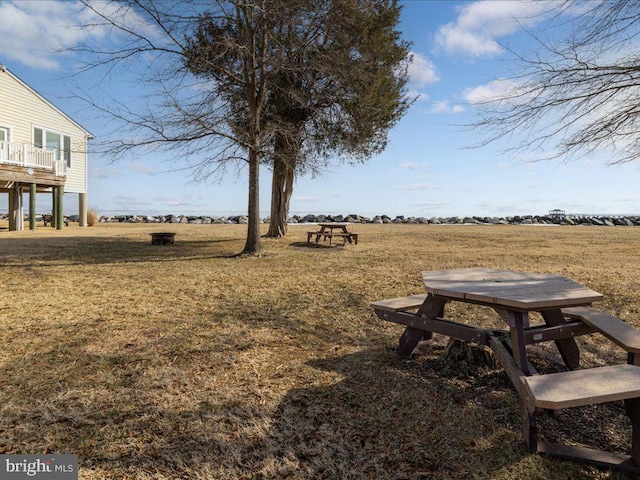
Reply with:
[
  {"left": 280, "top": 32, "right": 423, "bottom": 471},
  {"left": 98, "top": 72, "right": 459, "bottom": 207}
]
[
  {"left": 75, "top": 0, "right": 283, "bottom": 255},
  {"left": 473, "top": 0, "right": 640, "bottom": 165}
]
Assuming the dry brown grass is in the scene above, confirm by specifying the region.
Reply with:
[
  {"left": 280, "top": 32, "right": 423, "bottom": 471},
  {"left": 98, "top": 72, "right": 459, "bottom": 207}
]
[
  {"left": 0, "top": 222, "right": 639, "bottom": 479},
  {"left": 86, "top": 210, "right": 99, "bottom": 227}
]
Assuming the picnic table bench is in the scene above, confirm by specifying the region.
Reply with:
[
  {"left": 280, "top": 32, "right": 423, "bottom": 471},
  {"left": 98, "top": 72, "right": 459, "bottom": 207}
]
[
  {"left": 371, "top": 268, "right": 640, "bottom": 474},
  {"left": 42, "top": 213, "right": 69, "bottom": 226},
  {"left": 307, "top": 222, "right": 358, "bottom": 247}
]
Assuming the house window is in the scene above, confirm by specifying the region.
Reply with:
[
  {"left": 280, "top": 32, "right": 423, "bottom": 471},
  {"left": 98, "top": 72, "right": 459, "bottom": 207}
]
[
  {"left": 63, "top": 135, "right": 71, "bottom": 166},
  {"left": 34, "top": 127, "right": 71, "bottom": 168},
  {"left": 34, "top": 128, "right": 43, "bottom": 148},
  {"left": 0, "top": 127, "right": 7, "bottom": 162}
]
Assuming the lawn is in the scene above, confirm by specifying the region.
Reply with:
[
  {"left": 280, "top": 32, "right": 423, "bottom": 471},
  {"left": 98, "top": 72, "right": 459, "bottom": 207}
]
[{"left": 0, "top": 222, "right": 638, "bottom": 479}]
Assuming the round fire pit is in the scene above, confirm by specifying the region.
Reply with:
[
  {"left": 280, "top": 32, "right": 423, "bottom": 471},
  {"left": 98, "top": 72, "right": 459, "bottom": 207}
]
[{"left": 150, "top": 232, "right": 176, "bottom": 245}]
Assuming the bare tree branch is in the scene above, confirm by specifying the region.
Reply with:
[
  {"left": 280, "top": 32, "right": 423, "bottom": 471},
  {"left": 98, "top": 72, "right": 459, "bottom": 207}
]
[{"left": 471, "top": 0, "right": 640, "bottom": 164}]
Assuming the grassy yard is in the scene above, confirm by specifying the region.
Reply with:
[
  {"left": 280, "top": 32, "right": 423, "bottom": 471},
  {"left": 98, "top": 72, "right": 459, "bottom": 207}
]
[{"left": 0, "top": 222, "right": 639, "bottom": 479}]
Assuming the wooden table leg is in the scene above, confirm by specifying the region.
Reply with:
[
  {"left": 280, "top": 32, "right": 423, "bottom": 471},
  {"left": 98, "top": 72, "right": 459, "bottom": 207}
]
[
  {"left": 396, "top": 295, "right": 447, "bottom": 356},
  {"left": 342, "top": 227, "right": 353, "bottom": 243},
  {"left": 519, "top": 396, "right": 538, "bottom": 453},
  {"left": 398, "top": 328, "right": 427, "bottom": 357},
  {"left": 542, "top": 309, "right": 580, "bottom": 369},
  {"left": 509, "top": 311, "right": 531, "bottom": 376},
  {"left": 626, "top": 397, "right": 640, "bottom": 465}
]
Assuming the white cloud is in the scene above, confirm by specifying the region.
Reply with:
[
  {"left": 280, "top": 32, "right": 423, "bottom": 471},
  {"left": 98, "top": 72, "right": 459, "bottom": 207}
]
[
  {"left": 294, "top": 196, "right": 320, "bottom": 203},
  {"left": 165, "top": 198, "right": 189, "bottom": 207},
  {"left": 112, "top": 195, "right": 151, "bottom": 207},
  {"left": 131, "top": 163, "right": 159, "bottom": 176},
  {"left": 406, "top": 51, "right": 439, "bottom": 101},
  {"left": 400, "top": 183, "right": 442, "bottom": 191},
  {"left": 0, "top": 1, "right": 160, "bottom": 70},
  {"left": 428, "top": 100, "right": 465, "bottom": 114},
  {"left": 397, "top": 161, "right": 428, "bottom": 170},
  {"left": 463, "top": 79, "right": 524, "bottom": 105},
  {"left": 617, "top": 196, "right": 640, "bottom": 204},
  {"left": 434, "top": 1, "right": 554, "bottom": 57},
  {"left": 90, "top": 167, "right": 124, "bottom": 179},
  {"left": 408, "top": 90, "right": 430, "bottom": 102},
  {"left": 408, "top": 52, "right": 439, "bottom": 84},
  {"left": 416, "top": 202, "right": 447, "bottom": 210},
  {"left": 82, "top": 1, "right": 162, "bottom": 41},
  {"left": 0, "top": 2, "right": 68, "bottom": 69}
]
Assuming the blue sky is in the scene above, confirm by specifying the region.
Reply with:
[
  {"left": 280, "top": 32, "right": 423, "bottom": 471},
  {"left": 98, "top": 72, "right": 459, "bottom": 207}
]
[{"left": 1, "top": 0, "right": 639, "bottom": 218}]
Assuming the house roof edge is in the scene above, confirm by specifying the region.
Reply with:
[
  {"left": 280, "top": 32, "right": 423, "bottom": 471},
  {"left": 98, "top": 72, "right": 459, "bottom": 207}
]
[{"left": 1, "top": 65, "right": 94, "bottom": 140}]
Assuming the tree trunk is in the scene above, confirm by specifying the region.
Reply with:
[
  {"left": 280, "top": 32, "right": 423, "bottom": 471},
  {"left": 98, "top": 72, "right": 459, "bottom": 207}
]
[
  {"left": 267, "top": 130, "right": 298, "bottom": 238},
  {"left": 241, "top": 147, "right": 263, "bottom": 255},
  {"left": 267, "top": 155, "right": 295, "bottom": 237}
]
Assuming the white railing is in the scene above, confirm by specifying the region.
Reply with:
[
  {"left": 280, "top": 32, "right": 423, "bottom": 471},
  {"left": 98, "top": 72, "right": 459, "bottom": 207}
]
[
  {"left": 0, "top": 141, "right": 64, "bottom": 175},
  {"left": 54, "top": 159, "right": 66, "bottom": 176}
]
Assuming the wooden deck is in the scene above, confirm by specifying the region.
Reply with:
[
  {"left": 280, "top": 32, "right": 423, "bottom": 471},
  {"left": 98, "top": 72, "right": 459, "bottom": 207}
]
[{"left": 0, "top": 163, "right": 65, "bottom": 187}]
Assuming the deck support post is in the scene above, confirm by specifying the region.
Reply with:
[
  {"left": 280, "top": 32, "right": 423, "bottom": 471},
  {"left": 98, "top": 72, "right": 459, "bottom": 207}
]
[
  {"left": 55, "top": 185, "right": 64, "bottom": 230},
  {"left": 8, "top": 188, "right": 15, "bottom": 231},
  {"left": 79, "top": 192, "right": 87, "bottom": 227},
  {"left": 9, "top": 183, "right": 23, "bottom": 231},
  {"left": 52, "top": 187, "right": 57, "bottom": 228},
  {"left": 29, "top": 183, "right": 36, "bottom": 231}
]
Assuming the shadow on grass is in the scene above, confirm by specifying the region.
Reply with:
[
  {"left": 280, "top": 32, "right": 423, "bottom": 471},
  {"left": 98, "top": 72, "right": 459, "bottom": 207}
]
[
  {"left": 289, "top": 241, "right": 351, "bottom": 249},
  {"left": 247, "top": 350, "right": 529, "bottom": 479},
  {"left": 0, "top": 342, "right": 518, "bottom": 478},
  {"left": 2, "top": 329, "right": 622, "bottom": 479},
  {"left": 0, "top": 235, "right": 242, "bottom": 267},
  {"left": 0, "top": 281, "right": 632, "bottom": 479},
  {"left": 257, "top": 350, "right": 633, "bottom": 479}
]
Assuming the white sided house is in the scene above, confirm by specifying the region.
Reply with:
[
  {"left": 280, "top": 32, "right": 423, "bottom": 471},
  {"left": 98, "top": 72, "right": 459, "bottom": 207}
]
[{"left": 0, "top": 65, "right": 92, "bottom": 230}]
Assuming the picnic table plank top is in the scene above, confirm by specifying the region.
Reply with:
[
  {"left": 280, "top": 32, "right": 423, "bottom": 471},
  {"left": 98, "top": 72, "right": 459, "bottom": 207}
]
[{"left": 421, "top": 268, "right": 603, "bottom": 311}]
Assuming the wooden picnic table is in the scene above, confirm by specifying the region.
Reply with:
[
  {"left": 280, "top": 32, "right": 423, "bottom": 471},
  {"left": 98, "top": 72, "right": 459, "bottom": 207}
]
[
  {"left": 371, "top": 268, "right": 640, "bottom": 473},
  {"left": 307, "top": 222, "right": 358, "bottom": 246},
  {"left": 419, "top": 268, "right": 603, "bottom": 373}
]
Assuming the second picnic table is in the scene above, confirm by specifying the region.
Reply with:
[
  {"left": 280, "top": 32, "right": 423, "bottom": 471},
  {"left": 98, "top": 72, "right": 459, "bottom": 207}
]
[{"left": 307, "top": 222, "right": 358, "bottom": 247}]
